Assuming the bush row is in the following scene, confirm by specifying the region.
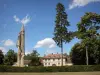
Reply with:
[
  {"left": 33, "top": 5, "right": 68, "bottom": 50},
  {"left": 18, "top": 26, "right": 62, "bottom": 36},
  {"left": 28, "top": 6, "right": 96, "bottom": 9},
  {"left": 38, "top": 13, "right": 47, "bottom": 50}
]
[{"left": 0, "top": 65, "right": 100, "bottom": 72}]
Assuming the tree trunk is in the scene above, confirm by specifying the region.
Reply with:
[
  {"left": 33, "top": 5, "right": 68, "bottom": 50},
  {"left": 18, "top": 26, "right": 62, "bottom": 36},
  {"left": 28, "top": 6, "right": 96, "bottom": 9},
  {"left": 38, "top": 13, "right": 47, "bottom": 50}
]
[
  {"left": 61, "top": 40, "right": 63, "bottom": 66},
  {"left": 86, "top": 46, "right": 88, "bottom": 65}
]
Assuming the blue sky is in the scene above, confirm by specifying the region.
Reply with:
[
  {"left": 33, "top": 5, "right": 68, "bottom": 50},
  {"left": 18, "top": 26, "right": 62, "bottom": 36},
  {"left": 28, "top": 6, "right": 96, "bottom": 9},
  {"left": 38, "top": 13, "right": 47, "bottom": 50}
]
[{"left": 0, "top": 0, "right": 100, "bottom": 56}]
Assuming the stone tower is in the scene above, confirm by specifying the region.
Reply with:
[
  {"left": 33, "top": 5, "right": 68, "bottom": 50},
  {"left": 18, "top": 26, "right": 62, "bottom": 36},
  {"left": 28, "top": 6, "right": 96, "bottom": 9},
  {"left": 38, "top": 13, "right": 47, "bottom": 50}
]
[{"left": 16, "top": 25, "right": 25, "bottom": 67}]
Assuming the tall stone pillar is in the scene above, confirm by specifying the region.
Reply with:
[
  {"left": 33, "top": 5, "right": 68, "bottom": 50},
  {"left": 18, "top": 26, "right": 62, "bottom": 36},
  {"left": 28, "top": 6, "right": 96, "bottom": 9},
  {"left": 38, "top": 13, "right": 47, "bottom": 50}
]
[
  {"left": 20, "top": 25, "right": 25, "bottom": 67},
  {"left": 16, "top": 25, "right": 25, "bottom": 67}
]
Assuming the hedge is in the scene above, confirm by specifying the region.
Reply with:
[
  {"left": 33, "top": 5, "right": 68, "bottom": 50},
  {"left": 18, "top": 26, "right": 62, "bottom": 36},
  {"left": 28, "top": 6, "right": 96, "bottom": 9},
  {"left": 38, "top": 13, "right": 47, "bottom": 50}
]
[{"left": 0, "top": 65, "right": 100, "bottom": 72}]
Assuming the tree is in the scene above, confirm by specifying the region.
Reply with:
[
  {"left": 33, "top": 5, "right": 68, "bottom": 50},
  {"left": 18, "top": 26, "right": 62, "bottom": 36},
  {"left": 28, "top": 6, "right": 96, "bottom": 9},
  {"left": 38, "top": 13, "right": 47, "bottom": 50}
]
[
  {"left": 4, "top": 49, "right": 17, "bottom": 65},
  {"left": 77, "top": 12, "right": 100, "bottom": 65},
  {"left": 25, "top": 50, "right": 42, "bottom": 66},
  {"left": 92, "top": 37, "right": 100, "bottom": 64},
  {"left": 53, "top": 3, "right": 72, "bottom": 66},
  {"left": 70, "top": 38, "right": 100, "bottom": 65},
  {"left": 70, "top": 43, "right": 86, "bottom": 65},
  {"left": 0, "top": 50, "right": 4, "bottom": 64}
]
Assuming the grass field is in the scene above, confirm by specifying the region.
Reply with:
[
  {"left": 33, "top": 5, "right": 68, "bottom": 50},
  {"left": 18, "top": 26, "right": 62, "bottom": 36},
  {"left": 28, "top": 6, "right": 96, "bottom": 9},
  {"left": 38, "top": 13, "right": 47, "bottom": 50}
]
[{"left": 0, "top": 72, "right": 100, "bottom": 75}]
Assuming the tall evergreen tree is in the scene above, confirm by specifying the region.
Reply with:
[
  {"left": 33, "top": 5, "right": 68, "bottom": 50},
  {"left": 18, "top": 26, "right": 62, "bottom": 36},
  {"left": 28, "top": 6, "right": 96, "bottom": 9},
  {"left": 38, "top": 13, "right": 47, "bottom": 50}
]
[{"left": 53, "top": 3, "right": 72, "bottom": 66}]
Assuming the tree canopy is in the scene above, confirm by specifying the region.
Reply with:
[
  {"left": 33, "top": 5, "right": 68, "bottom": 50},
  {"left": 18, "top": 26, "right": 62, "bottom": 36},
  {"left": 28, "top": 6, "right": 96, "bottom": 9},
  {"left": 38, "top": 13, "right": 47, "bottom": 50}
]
[
  {"left": 0, "top": 50, "right": 4, "bottom": 64},
  {"left": 77, "top": 12, "right": 100, "bottom": 40},
  {"left": 4, "top": 49, "right": 17, "bottom": 65},
  {"left": 70, "top": 37, "right": 100, "bottom": 65},
  {"left": 25, "top": 50, "right": 42, "bottom": 66},
  {"left": 53, "top": 3, "right": 72, "bottom": 47},
  {"left": 71, "top": 12, "right": 100, "bottom": 65}
]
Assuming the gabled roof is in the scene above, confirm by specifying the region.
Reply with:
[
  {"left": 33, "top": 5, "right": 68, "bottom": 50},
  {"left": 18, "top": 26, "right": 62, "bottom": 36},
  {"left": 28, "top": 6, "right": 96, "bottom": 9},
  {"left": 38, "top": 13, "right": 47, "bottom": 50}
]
[{"left": 43, "top": 53, "right": 68, "bottom": 59}]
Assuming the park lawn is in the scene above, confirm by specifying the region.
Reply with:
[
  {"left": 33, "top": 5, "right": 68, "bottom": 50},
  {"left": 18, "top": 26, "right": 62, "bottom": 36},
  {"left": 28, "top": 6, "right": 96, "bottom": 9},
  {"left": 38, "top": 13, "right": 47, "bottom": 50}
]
[{"left": 0, "top": 72, "right": 100, "bottom": 75}]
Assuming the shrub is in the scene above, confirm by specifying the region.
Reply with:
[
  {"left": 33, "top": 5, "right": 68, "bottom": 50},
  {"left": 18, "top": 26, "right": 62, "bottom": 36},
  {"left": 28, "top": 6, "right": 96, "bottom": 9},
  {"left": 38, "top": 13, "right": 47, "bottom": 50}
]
[{"left": 0, "top": 65, "right": 100, "bottom": 72}]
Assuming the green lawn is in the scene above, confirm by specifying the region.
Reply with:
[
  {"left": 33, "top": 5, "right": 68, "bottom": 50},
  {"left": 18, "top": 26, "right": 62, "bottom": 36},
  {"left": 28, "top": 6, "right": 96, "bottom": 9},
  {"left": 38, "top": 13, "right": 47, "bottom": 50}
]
[{"left": 0, "top": 72, "right": 100, "bottom": 75}]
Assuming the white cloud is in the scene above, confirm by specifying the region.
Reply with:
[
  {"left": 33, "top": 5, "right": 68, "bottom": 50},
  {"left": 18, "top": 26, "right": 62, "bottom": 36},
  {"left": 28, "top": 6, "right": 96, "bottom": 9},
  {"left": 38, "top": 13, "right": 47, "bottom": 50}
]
[
  {"left": 3, "top": 39, "right": 15, "bottom": 46},
  {"left": 49, "top": 44, "right": 56, "bottom": 48},
  {"left": 34, "top": 38, "right": 56, "bottom": 48},
  {"left": 0, "top": 47, "right": 7, "bottom": 53},
  {"left": 69, "top": 0, "right": 100, "bottom": 9},
  {"left": 21, "top": 15, "right": 31, "bottom": 25},
  {"left": 13, "top": 15, "right": 31, "bottom": 26},
  {"left": 13, "top": 15, "right": 20, "bottom": 23}
]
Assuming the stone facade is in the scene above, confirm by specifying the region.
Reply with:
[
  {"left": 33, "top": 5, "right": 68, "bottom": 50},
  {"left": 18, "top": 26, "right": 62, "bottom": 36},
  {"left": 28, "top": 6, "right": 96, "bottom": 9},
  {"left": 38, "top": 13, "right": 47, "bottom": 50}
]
[{"left": 42, "top": 53, "right": 73, "bottom": 66}]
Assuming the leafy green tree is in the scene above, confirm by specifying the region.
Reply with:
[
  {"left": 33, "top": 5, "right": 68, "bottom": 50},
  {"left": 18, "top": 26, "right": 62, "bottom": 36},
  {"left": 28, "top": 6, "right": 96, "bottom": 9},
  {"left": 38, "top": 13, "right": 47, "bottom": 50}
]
[
  {"left": 53, "top": 3, "right": 72, "bottom": 66},
  {"left": 4, "top": 49, "right": 17, "bottom": 65},
  {"left": 70, "top": 38, "right": 100, "bottom": 65},
  {"left": 0, "top": 50, "right": 4, "bottom": 64},
  {"left": 70, "top": 43, "right": 86, "bottom": 65},
  {"left": 24, "top": 54, "right": 31, "bottom": 60},
  {"left": 25, "top": 50, "right": 42, "bottom": 66},
  {"left": 77, "top": 12, "right": 100, "bottom": 65},
  {"left": 92, "top": 37, "right": 100, "bottom": 64}
]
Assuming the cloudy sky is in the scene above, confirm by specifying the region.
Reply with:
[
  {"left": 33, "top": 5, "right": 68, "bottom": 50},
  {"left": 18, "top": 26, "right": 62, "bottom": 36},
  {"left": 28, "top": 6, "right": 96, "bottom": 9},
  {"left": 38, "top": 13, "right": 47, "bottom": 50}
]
[{"left": 0, "top": 0, "right": 100, "bottom": 56}]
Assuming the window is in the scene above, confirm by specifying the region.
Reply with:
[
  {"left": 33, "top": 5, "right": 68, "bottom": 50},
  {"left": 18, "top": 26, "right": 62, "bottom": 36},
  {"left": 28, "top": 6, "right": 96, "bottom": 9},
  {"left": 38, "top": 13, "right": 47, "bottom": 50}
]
[
  {"left": 53, "top": 59, "right": 55, "bottom": 61},
  {"left": 58, "top": 58, "right": 60, "bottom": 61},
  {"left": 45, "top": 59, "right": 47, "bottom": 61},
  {"left": 48, "top": 59, "right": 50, "bottom": 61},
  {"left": 58, "top": 63, "right": 60, "bottom": 65},
  {"left": 65, "top": 58, "right": 67, "bottom": 62},
  {"left": 48, "top": 63, "right": 50, "bottom": 65},
  {"left": 45, "top": 63, "right": 47, "bottom": 65}
]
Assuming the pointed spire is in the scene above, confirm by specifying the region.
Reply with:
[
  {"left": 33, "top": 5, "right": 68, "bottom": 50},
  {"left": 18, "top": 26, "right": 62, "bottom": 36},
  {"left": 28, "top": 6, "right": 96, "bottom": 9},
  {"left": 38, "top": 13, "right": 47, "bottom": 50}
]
[{"left": 21, "top": 24, "right": 24, "bottom": 31}]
